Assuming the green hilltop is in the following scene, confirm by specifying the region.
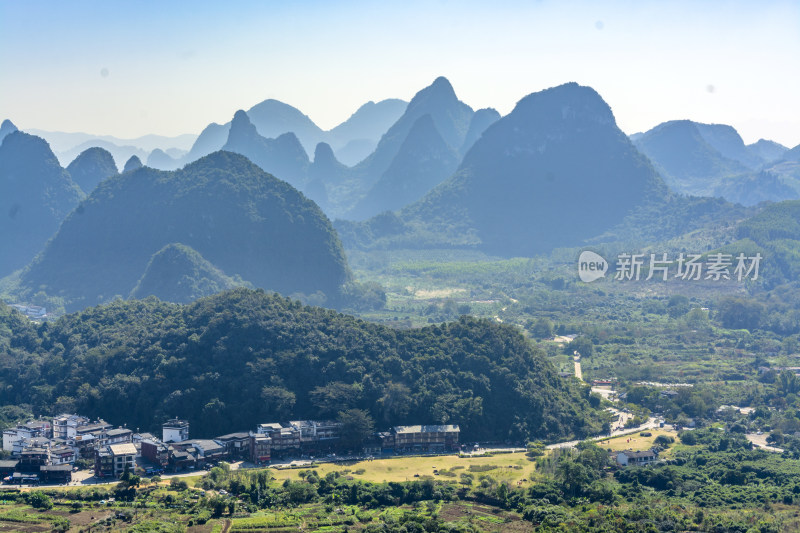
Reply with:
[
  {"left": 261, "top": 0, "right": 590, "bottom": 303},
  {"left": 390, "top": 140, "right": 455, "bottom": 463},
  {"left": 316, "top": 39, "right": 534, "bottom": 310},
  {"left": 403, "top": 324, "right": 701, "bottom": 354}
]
[{"left": 14, "top": 151, "right": 352, "bottom": 312}]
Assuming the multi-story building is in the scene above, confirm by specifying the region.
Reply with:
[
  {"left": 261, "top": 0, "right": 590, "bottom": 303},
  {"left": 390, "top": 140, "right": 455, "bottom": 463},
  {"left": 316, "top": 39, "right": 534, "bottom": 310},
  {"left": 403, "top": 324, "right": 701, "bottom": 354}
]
[
  {"left": 17, "top": 446, "right": 50, "bottom": 472},
  {"left": 162, "top": 419, "right": 189, "bottom": 443},
  {"left": 52, "top": 414, "right": 91, "bottom": 440},
  {"left": 95, "top": 443, "right": 137, "bottom": 478},
  {"left": 390, "top": 425, "right": 460, "bottom": 452},
  {"left": 104, "top": 428, "right": 133, "bottom": 446},
  {"left": 215, "top": 432, "right": 251, "bottom": 460},
  {"left": 249, "top": 433, "right": 271, "bottom": 464},
  {"left": 140, "top": 438, "right": 170, "bottom": 470},
  {"left": 2, "top": 420, "right": 52, "bottom": 452}
]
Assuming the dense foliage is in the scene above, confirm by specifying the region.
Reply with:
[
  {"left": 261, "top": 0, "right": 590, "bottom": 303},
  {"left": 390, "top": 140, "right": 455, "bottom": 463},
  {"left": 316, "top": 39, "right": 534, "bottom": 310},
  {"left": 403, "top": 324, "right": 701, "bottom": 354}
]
[
  {"left": 129, "top": 243, "right": 244, "bottom": 304},
  {"left": 0, "top": 289, "right": 599, "bottom": 441}
]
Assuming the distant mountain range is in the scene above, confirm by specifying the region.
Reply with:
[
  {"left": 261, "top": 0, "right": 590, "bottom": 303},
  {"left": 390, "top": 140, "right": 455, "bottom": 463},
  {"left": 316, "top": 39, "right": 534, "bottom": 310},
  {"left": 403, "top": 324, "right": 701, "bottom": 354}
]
[
  {"left": 336, "top": 83, "right": 752, "bottom": 256},
  {"left": 633, "top": 120, "right": 798, "bottom": 205},
  {"left": 208, "top": 78, "right": 494, "bottom": 220},
  {"left": 157, "top": 97, "right": 409, "bottom": 173},
  {"left": 28, "top": 130, "right": 195, "bottom": 169},
  {"left": 4, "top": 79, "right": 799, "bottom": 310},
  {"left": 222, "top": 111, "right": 310, "bottom": 192},
  {"left": 347, "top": 113, "right": 461, "bottom": 220},
  {"left": 12, "top": 151, "right": 352, "bottom": 312}
]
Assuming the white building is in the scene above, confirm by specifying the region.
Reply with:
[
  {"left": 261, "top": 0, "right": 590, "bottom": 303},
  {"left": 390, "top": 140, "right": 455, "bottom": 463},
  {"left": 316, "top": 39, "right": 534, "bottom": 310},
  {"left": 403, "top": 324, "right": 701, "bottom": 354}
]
[
  {"left": 162, "top": 419, "right": 189, "bottom": 443},
  {"left": 52, "top": 414, "right": 90, "bottom": 440}
]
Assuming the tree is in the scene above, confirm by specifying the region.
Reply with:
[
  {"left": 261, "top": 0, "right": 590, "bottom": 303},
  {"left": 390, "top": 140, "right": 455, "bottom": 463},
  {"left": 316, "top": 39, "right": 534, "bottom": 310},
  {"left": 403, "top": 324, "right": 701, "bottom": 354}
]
[
  {"left": 526, "top": 441, "right": 546, "bottom": 458},
  {"left": 667, "top": 295, "right": 690, "bottom": 318},
  {"left": 557, "top": 459, "right": 593, "bottom": 498},
  {"left": 377, "top": 382, "right": 412, "bottom": 423},
  {"left": 717, "top": 297, "right": 763, "bottom": 330},
  {"left": 337, "top": 409, "right": 374, "bottom": 450},
  {"left": 261, "top": 386, "right": 296, "bottom": 419},
  {"left": 27, "top": 491, "right": 53, "bottom": 509},
  {"left": 310, "top": 382, "right": 363, "bottom": 417},
  {"left": 530, "top": 318, "right": 554, "bottom": 339},
  {"left": 778, "top": 370, "right": 800, "bottom": 395},
  {"left": 566, "top": 336, "right": 593, "bottom": 358}
]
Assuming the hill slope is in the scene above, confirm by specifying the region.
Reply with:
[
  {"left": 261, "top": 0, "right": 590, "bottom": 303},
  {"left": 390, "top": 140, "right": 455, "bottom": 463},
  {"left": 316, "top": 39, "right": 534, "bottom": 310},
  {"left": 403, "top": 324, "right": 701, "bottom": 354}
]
[
  {"left": 349, "top": 114, "right": 460, "bottom": 219},
  {"left": 0, "top": 289, "right": 601, "bottom": 440},
  {"left": 16, "top": 151, "right": 350, "bottom": 311},
  {"left": 0, "top": 132, "right": 84, "bottom": 277},
  {"left": 459, "top": 108, "right": 501, "bottom": 157},
  {"left": 130, "top": 243, "right": 243, "bottom": 303},
  {"left": 222, "top": 110, "right": 310, "bottom": 190},
  {"left": 353, "top": 77, "right": 473, "bottom": 187},
  {"left": 0, "top": 119, "right": 18, "bottom": 143},
  {"left": 65, "top": 146, "right": 118, "bottom": 194},
  {"left": 633, "top": 120, "right": 750, "bottom": 195}
]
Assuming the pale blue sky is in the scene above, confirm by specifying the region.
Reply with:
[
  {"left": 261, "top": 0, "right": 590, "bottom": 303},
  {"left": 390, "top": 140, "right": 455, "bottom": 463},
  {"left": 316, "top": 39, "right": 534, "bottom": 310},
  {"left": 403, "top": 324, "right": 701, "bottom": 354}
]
[{"left": 1, "top": 0, "right": 798, "bottom": 146}]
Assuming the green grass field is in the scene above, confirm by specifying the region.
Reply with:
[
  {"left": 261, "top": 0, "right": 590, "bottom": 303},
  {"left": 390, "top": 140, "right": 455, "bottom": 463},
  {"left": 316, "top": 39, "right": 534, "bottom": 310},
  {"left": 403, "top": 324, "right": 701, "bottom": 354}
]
[
  {"left": 270, "top": 452, "right": 536, "bottom": 487},
  {"left": 594, "top": 428, "right": 676, "bottom": 452}
]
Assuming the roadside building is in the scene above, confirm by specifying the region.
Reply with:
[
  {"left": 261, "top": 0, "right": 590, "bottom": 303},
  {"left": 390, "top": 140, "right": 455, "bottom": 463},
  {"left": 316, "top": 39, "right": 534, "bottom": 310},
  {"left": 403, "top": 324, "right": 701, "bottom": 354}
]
[
  {"left": 95, "top": 443, "right": 137, "bottom": 478},
  {"left": 289, "top": 420, "right": 340, "bottom": 452},
  {"left": 104, "top": 428, "right": 133, "bottom": 446},
  {"left": 249, "top": 433, "right": 271, "bottom": 464},
  {"left": 140, "top": 438, "right": 170, "bottom": 470},
  {"left": 615, "top": 449, "right": 658, "bottom": 466},
  {"left": 0, "top": 460, "right": 19, "bottom": 478},
  {"left": 391, "top": 425, "right": 460, "bottom": 453},
  {"left": 171, "top": 439, "right": 226, "bottom": 465},
  {"left": 256, "top": 423, "right": 301, "bottom": 455},
  {"left": 215, "top": 432, "right": 251, "bottom": 461},
  {"left": 2, "top": 420, "right": 52, "bottom": 452},
  {"left": 49, "top": 444, "right": 77, "bottom": 465},
  {"left": 40, "top": 464, "right": 72, "bottom": 484},
  {"left": 17, "top": 447, "right": 50, "bottom": 472}
]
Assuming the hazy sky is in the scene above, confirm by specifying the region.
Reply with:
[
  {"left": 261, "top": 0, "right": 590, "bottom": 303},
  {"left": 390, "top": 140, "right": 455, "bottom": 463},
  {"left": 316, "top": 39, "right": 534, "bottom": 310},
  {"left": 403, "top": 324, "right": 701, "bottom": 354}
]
[{"left": 2, "top": 0, "right": 798, "bottom": 146}]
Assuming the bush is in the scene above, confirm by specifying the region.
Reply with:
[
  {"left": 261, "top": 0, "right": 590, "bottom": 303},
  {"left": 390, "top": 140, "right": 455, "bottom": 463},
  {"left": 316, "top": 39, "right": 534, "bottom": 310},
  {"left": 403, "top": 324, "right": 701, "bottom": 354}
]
[
  {"left": 679, "top": 431, "right": 697, "bottom": 445},
  {"left": 169, "top": 478, "right": 189, "bottom": 491},
  {"left": 654, "top": 435, "right": 674, "bottom": 446},
  {"left": 27, "top": 491, "right": 53, "bottom": 510}
]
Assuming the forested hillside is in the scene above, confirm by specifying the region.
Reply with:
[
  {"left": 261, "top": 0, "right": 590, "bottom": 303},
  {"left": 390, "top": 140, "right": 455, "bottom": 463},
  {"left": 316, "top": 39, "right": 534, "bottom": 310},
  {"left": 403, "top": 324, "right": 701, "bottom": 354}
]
[
  {"left": 15, "top": 151, "right": 352, "bottom": 312},
  {"left": 0, "top": 289, "right": 600, "bottom": 441}
]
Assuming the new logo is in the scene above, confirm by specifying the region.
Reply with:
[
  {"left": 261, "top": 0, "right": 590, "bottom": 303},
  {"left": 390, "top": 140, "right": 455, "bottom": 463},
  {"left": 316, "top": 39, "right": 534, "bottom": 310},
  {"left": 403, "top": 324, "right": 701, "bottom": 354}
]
[{"left": 578, "top": 251, "right": 608, "bottom": 283}]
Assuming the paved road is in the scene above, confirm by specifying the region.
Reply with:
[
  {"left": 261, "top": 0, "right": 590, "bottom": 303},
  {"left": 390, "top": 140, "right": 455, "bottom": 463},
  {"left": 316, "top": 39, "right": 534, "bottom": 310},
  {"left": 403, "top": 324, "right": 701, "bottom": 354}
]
[{"left": 546, "top": 416, "right": 660, "bottom": 450}]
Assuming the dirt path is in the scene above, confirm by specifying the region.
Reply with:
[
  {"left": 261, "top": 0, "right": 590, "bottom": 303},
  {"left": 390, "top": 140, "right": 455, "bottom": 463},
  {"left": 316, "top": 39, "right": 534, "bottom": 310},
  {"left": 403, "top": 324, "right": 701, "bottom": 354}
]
[{"left": 746, "top": 433, "right": 784, "bottom": 453}]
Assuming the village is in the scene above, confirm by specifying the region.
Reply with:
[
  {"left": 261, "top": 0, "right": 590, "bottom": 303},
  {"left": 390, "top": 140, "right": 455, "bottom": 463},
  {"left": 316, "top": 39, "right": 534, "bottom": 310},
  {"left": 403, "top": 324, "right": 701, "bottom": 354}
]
[{"left": 0, "top": 413, "right": 462, "bottom": 486}]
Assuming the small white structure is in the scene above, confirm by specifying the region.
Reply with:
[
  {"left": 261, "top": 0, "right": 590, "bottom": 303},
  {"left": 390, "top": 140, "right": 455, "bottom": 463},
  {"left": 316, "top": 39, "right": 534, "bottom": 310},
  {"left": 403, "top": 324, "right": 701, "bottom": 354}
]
[
  {"left": 615, "top": 449, "right": 658, "bottom": 466},
  {"left": 162, "top": 419, "right": 189, "bottom": 443}
]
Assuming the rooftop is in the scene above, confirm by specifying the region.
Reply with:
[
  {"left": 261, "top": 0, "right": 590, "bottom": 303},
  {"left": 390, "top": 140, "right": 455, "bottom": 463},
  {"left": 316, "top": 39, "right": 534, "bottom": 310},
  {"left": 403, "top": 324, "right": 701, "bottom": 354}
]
[
  {"left": 619, "top": 450, "right": 657, "bottom": 459},
  {"left": 393, "top": 425, "right": 460, "bottom": 434},
  {"left": 109, "top": 443, "right": 137, "bottom": 456}
]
